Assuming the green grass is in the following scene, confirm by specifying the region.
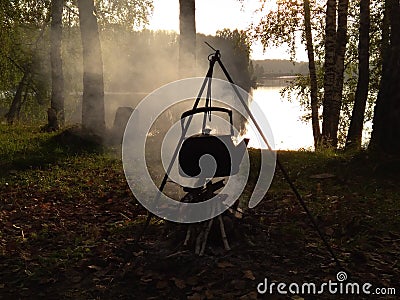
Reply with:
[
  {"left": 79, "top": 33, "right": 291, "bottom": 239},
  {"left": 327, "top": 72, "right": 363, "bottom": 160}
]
[
  {"left": 1, "top": 123, "right": 399, "bottom": 212},
  {"left": 238, "top": 145, "right": 400, "bottom": 256},
  {"left": 0, "top": 124, "right": 120, "bottom": 189},
  {"left": 2, "top": 124, "right": 399, "bottom": 232}
]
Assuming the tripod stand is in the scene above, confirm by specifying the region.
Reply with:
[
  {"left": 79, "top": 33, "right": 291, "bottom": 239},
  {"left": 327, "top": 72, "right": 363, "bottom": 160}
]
[{"left": 135, "top": 45, "right": 342, "bottom": 270}]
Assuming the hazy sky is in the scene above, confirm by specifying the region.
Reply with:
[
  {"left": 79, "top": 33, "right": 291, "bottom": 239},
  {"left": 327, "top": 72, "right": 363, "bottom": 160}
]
[{"left": 146, "top": 0, "right": 308, "bottom": 61}]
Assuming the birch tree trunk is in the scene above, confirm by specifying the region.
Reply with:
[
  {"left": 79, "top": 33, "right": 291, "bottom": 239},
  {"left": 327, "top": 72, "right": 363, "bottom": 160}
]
[
  {"left": 179, "top": 0, "right": 196, "bottom": 77},
  {"left": 322, "top": 0, "right": 337, "bottom": 147},
  {"left": 346, "top": 0, "right": 370, "bottom": 150},
  {"left": 6, "top": 72, "right": 28, "bottom": 124},
  {"left": 49, "top": 0, "right": 64, "bottom": 129},
  {"left": 331, "top": 0, "right": 349, "bottom": 147},
  {"left": 78, "top": 0, "right": 105, "bottom": 137},
  {"left": 303, "top": 0, "right": 321, "bottom": 148},
  {"left": 322, "top": 0, "right": 349, "bottom": 148}
]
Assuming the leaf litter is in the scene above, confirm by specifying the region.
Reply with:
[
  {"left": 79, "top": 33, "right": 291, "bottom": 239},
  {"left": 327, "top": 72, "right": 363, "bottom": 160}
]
[{"left": 0, "top": 150, "right": 399, "bottom": 299}]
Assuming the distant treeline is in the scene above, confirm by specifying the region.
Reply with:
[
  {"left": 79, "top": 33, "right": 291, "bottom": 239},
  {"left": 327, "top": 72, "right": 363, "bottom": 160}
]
[{"left": 252, "top": 59, "right": 308, "bottom": 77}]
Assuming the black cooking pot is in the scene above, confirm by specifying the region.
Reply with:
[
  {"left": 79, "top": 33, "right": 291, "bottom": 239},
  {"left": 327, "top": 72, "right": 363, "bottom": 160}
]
[{"left": 178, "top": 107, "right": 249, "bottom": 178}]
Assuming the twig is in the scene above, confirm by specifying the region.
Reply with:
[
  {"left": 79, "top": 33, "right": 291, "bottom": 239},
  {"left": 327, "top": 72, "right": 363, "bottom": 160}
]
[
  {"left": 184, "top": 226, "right": 191, "bottom": 246},
  {"left": 64, "top": 3, "right": 79, "bottom": 17},
  {"left": 119, "top": 212, "right": 131, "bottom": 220},
  {"left": 195, "top": 229, "right": 204, "bottom": 255},
  {"left": 165, "top": 250, "right": 190, "bottom": 259},
  {"left": 200, "top": 219, "right": 213, "bottom": 256},
  {"left": 219, "top": 215, "right": 231, "bottom": 251}
]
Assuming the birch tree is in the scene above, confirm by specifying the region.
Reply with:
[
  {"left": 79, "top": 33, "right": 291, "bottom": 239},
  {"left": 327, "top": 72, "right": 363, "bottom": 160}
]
[
  {"left": 48, "top": 0, "right": 64, "bottom": 130},
  {"left": 179, "top": 0, "right": 196, "bottom": 76},
  {"left": 78, "top": 0, "right": 106, "bottom": 137},
  {"left": 346, "top": 0, "right": 370, "bottom": 149}
]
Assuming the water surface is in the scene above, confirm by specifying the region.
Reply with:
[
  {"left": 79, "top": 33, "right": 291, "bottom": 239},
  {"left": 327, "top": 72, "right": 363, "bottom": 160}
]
[{"left": 246, "top": 83, "right": 314, "bottom": 150}]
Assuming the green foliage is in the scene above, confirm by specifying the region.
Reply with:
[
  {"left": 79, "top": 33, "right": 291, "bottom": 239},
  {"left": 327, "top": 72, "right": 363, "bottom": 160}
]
[
  {"left": 0, "top": 1, "right": 53, "bottom": 124},
  {"left": 216, "top": 29, "right": 252, "bottom": 57},
  {"left": 63, "top": 0, "right": 154, "bottom": 30},
  {"left": 95, "top": 0, "right": 154, "bottom": 29},
  {"left": 254, "top": 0, "right": 304, "bottom": 60},
  {"left": 213, "top": 29, "right": 256, "bottom": 90},
  {"left": 0, "top": 0, "right": 156, "bottom": 125}
]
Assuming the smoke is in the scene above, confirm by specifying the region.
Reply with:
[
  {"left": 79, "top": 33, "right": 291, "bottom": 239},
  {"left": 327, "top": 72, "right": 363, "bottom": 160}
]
[{"left": 61, "top": 28, "right": 252, "bottom": 144}]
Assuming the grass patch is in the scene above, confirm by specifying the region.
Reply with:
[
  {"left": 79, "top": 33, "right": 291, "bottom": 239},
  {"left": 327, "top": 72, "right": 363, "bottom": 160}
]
[{"left": 0, "top": 124, "right": 105, "bottom": 176}]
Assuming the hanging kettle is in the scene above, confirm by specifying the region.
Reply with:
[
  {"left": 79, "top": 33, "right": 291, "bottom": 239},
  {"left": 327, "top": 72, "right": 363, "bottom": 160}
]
[{"left": 178, "top": 107, "right": 249, "bottom": 178}]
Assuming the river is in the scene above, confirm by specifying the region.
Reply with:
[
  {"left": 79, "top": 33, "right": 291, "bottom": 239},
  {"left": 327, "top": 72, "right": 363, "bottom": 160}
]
[{"left": 246, "top": 81, "right": 314, "bottom": 150}]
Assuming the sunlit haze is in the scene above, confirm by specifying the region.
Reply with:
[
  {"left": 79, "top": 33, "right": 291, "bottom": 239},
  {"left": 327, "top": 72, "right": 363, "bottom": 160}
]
[{"left": 147, "top": 0, "right": 308, "bottom": 61}]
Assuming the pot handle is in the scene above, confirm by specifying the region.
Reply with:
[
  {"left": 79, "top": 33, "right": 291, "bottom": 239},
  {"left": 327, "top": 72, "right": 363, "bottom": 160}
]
[{"left": 181, "top": 107, "right": 234, "bottom": 135}]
